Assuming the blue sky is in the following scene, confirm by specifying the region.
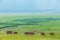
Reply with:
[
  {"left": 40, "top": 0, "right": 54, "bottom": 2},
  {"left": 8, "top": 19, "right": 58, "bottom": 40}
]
[{"left": 0, "top": 0, "right": 60, "bottom": 12}]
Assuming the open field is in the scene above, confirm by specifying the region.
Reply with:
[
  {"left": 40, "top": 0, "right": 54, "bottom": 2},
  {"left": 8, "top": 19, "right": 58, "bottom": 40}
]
[{"left": 0, "top": 14, "right": 60, "bottom": 40}]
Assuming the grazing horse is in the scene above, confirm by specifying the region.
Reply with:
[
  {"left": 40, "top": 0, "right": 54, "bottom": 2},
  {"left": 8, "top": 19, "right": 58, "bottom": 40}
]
[
  {"left": 14, "top": 32, "right": 18, "bottom": 34},
  {"left": 25, "top": 32, "right": 34, "bottom": 35},
  {"left": 50, "top": 32, "right": 54, "bottom": 36},
  {"left": 7, "top": 31, "right": 12, "bottom": 34},
  {"left": 41, "top": 32, "right": 45, "bottom": 36}
]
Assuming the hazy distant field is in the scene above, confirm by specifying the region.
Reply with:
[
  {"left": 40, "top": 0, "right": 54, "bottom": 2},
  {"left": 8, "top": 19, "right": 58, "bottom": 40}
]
[{"left": 0, "top": 14, "right": 60, "bottom": 40}]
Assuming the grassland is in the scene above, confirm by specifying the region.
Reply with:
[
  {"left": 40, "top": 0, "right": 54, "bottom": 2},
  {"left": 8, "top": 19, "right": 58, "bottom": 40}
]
[{"left": 0, "top": 14, "right": 60, "bottom": 40}]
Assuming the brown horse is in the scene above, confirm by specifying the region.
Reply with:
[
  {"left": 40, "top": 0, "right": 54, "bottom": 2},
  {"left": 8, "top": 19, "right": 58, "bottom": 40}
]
[
  {"left": 50, "top": 32, "right": 54, "bottom": 36},
  {"left": 41, "top": 32, "right": 45, "bottom": 36},
  {"left": 25, "top": 32, "right": 34, "bottom": 35},
  {"left": 7, "top": 31, "right": 12, "bottom": 34},
  {"left": 13, "top": 32, "right": 18, "bottom": 34}
]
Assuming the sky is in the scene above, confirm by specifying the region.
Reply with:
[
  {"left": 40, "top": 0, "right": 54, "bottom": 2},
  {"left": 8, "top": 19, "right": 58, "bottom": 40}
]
[{"left": 0, "top": 0, "right": 60, "bottom": 12}]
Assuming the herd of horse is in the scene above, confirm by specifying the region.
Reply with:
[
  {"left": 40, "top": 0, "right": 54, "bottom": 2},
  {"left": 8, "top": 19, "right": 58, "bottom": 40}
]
[{"left": 6, "top": 31, "right": 54, "bottom": 36}]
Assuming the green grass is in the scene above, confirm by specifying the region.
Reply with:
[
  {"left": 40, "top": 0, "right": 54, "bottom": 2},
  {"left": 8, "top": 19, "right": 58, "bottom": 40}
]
[{"left": 0, "top": 15, "right": 60, "bottom": 40}]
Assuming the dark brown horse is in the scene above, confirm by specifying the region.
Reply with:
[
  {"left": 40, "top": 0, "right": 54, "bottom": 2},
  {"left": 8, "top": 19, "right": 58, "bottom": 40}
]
[
  {"left": 25, "top": 32, "right": 34, "bottom": 35},
  {"left": 41, "top": 32, "right": 45, "bottom": 36},
  {"left": 13, "top": 32, "right": 18, "bottom": 34},
  {"left": 50, "top": 32, "right": 54, "bottom": 36},
  {"left": 7, "top": 31, "right": 12, "bottom": 34}
]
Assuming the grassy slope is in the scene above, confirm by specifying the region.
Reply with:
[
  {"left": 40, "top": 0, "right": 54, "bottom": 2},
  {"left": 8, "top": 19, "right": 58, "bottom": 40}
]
[{"left": 0, "top": 15, "right": 60, "bottom": 40}]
